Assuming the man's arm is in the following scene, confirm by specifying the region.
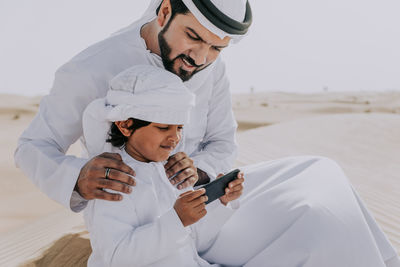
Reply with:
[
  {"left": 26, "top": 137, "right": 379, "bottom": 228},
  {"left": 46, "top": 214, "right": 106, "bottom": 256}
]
[
  {"left": 14, "top": 63, "right": 96, "bottom": 211},
  {"left": 14, "top": 63, "right": 134, "bottom": 211},
  {"left": 190, "top": 58, "right": 238, "bottom": 180}
]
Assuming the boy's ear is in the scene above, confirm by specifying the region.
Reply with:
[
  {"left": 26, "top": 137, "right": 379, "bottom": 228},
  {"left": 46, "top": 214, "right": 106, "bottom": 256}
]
[
  {"left": 157, "top": 0, "right": 173, "bottom": 28},
  {"left": 115, "top": 120, "right": 134, "bottom": 137}
]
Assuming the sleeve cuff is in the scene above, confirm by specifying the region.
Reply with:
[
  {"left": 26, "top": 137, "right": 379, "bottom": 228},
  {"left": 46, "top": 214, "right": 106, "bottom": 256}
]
[
  {"left": 159, "top": 208, "right": 191, "bottom": 244},
  {"left": 65, "top": 157, "right": 89, "bottom": 212},
  {"left": 70, "top": 190, "right": 89, "bottom": 212},
  {"left": 206, "top": 199, "right": 238, "bottom": 220},
  {"left": 227, "top": 199, "right": 240, "bottom": 210}
]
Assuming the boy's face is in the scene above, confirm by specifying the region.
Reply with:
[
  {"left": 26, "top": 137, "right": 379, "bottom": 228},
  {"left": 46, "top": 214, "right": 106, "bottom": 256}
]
[{"left": 122, "top": 121, "right": 183, "bottom": 162}]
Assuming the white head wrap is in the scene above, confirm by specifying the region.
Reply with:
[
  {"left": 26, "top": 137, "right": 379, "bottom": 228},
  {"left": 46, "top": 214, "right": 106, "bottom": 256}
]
[
  {"left": 82, "top": 65, "right": 195, "bottom": 157},
  {"left": 115, "top": 0, "right": 251, "bottom": 43}
]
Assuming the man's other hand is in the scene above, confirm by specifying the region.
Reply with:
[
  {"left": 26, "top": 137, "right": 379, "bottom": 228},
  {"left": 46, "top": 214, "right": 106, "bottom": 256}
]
[
  {"left": 76, "top": 152, "right": 136, "bottom": 201},
  {"left": 164, "top": 152, "right": 198, "bottom": 190}
]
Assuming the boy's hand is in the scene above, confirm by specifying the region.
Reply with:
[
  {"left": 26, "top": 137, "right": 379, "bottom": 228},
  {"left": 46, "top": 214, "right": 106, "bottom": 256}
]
[
  {"left": 219, "top": 172, "right": 244, "bottom": 206},
  {"left": 174, "top": 188, "right": 208, "bottom": 227}
]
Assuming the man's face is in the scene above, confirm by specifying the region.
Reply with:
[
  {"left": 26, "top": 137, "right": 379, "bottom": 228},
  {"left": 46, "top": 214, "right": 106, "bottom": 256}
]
[{"left": 158, "top": 12, "right": 231, "bottom": 81}]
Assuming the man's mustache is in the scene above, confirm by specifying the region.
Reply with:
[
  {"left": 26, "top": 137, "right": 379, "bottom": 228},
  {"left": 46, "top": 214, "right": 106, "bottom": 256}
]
[{"left": 176, "top": 54, "right": 204, "bottom": 68}]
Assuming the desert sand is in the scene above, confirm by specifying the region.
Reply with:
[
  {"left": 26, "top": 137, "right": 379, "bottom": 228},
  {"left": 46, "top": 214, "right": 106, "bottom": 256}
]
[{"left": 0, "top": 91, "right": 399, "bottom": 266}]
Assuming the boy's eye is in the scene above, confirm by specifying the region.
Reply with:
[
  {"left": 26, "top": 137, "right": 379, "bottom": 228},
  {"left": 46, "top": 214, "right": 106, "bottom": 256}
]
[
  {"left": 157, "top": 127, "right": 168, "bottom": 130},
  {"left": 212, "top": 46, "right": 221, "bottom": 52}
]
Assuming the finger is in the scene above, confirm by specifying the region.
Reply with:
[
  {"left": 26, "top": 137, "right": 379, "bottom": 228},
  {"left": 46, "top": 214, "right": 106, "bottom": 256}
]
[
  {"left": 97, "top": 157, "right": 135, "bottom": 176},
  {"left": 182, "top": 188, "right": 206, "bottom": 201},
  {"left": 93, "top": 189, "right": 122, "bottom": 201},
  {"left": 227, "top": 177, "right": 245, "bottom": 189},
  {"left": 216, "top": 173, "right": 224, "bottom": 178},
  {"left": 100, "top": 152, "right": 123, "bottom": 161},
  {"left": 179, "top": 190, "right": 194, "bottom": 197},
  {"left": 227, "top": 191, "right": 242, "bottom": 199},
  {"left": 225, "top": 186, "right": 242, "bottom": 197},
  {"left": 229, "top": 183, "right": 244, "bottom": 192},
  {"left": 164, "top": 152, "right": 187, "bottom": 170},
  {"left": 177, "top": 176, "right": 198, "bottom": 190},
  {"left": 190, "top": 195, "right": 208, "bottom": 207},
  {"left": 194, "top": 203, "right": 206, "bottom": 213},
  {"left": 106, "top": 168, "right": 136, "bottom": 186},
  {"left": 198, "top": 209, "right": 207, "bottom": 218},
  {"left": 164, "top": 152, "right": 187, "bottom": 171},
  {"left": 166, "top": 159, "right": 192, "bottom": 178},
  {"left": 171, "top": 167, "right": 195, "bottom": 185},
  {"left": 97, "top": 178, "right": 132, "bottom": 194}
]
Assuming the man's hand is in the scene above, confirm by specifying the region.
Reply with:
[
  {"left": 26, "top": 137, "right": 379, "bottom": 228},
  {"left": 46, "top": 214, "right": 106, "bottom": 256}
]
[
  {"left": 76, "top": 152, "right": 136, "bottom": 201},
  {"left": 164, "top": 152, "right": 198, "bottom": 190},
  {"left": 219, "top": 172, "right": 244, "bottom": 206},
  {"left": 174, "top": 188, "right": 208, "bottom": 227}
]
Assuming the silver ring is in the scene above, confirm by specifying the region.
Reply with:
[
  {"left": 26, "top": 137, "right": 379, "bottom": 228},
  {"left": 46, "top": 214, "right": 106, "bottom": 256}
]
[{"left": 105, "top": 168, "right": 111, "bottom": 179}]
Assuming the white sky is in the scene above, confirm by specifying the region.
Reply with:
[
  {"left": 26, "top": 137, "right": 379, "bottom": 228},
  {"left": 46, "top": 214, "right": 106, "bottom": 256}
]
[{"left": 1, "top": 0, "right": 399, "bottom": 96}]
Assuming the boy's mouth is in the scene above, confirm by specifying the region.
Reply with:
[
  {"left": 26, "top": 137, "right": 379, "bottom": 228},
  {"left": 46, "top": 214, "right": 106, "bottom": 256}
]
[{"left": 160, "top": 145, "right": 175, "bottom": 151}]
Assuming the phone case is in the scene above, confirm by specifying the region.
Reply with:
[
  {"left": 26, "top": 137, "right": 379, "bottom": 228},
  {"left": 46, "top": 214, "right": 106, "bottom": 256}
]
[{"left": 202, "top": 169, "right": 240, "bottom": 204}]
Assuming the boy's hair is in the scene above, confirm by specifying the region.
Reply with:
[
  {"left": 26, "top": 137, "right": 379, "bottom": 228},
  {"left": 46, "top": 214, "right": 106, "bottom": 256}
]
[
  {"left": 156, "top": 0, "right": 190, "bottom": 20},
  {"left": 106, "top": 118, "right": 151, "bottom": 148}
]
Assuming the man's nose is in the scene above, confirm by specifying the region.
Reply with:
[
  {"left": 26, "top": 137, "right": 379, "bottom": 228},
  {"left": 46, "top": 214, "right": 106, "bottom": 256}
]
[{"left": 189, "top": 44, "right": 208, "bottom": 66}]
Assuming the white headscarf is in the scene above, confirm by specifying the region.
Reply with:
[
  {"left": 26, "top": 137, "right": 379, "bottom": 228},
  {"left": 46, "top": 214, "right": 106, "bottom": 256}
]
[
  {"left": 82, "top": 65, "right": 195, "bottom": 157},
  {"left": 115, "top": 0, "right": 251, "bottom": 43}
]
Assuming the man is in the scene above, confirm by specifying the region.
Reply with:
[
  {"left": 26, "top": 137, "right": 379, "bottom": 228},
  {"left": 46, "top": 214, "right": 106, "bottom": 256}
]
[{"left": 15, "top": 0, "right": 400, "bottom": 266}]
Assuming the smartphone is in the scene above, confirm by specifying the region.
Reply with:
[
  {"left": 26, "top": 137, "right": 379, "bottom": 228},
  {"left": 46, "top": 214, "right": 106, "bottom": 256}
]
[{"left": 201, "top": 169, "right": 240, "bottom": 204}]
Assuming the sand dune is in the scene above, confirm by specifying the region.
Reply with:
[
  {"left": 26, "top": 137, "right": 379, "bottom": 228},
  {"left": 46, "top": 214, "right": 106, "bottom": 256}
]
[
  {"left": 0, "top": 92, "right": 399, "bottom": 266},
  {"left": 233, "top": 91, "right": 400, "bottom": 130}
]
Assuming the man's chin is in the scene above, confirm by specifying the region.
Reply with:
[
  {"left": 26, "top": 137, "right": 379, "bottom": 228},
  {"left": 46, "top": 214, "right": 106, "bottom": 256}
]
[{"left": 177, "top": 68, "right": 195, "bottom": 82}]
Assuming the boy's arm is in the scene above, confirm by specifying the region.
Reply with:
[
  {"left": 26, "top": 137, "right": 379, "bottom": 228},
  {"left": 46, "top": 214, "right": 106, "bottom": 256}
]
[
  {"left": 86, "top": 193, "right": 190, "bottom": 266},
  {"left": 191, "top": 199, "right": 240, "bottom": 254}
]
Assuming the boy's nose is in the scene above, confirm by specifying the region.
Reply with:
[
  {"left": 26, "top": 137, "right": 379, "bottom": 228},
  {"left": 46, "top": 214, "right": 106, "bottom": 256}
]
[{"left": 168, "top": 130, "right": 181, "bottom": 143}]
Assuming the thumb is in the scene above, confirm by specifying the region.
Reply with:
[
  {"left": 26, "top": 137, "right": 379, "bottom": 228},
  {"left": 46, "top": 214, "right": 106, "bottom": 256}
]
[{"left": 179, "top": 190, "right": 194, "bottom": 197}]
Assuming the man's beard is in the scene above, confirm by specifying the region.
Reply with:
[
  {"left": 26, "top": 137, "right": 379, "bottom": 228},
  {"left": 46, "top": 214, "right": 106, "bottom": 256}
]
[{"left": 158, "top": 27, "right": 206, "bottom": 82}]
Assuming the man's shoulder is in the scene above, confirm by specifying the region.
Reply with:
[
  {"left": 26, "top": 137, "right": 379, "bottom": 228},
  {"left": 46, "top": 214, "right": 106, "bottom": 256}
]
[{"left": 57, "top": 28, "right": 147, "bottom": 75}]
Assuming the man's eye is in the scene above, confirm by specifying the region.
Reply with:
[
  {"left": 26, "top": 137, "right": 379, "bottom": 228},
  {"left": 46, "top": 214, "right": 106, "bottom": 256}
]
[
  {"left": 186, "top": 32, "right": 200, "bottom": 41},
  {"left": 157, "top": 127, "right": 168, "bottom": 130}
]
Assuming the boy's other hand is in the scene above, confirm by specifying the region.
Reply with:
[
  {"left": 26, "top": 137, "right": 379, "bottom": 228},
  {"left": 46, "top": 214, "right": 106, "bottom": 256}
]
[
  {"left": 174, "top": 188, "right": 208, "bottom": 227},
  {"left": 75, "top": 152, "right": 136, "bottom": 201},
  {"left": 219, "top": 172, "right": 244, "bottom": 206}
]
